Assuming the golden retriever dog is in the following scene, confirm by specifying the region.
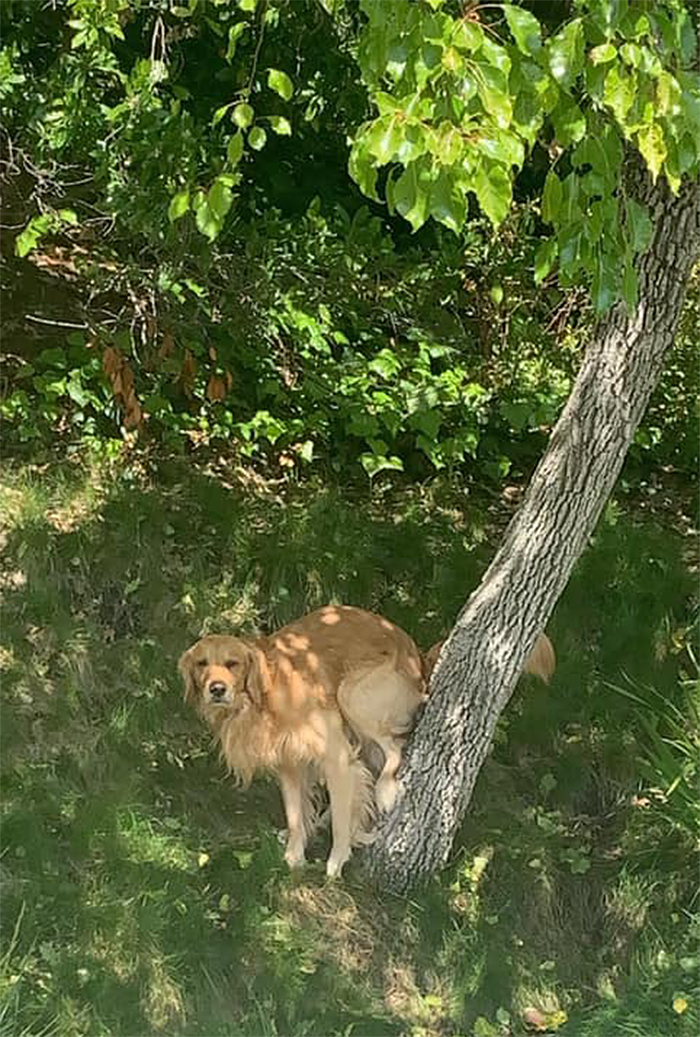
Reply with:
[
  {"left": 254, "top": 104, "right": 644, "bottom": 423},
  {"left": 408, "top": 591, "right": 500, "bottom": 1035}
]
[{"left": 179, "top": 605, "right": 555, "bottom": 877}]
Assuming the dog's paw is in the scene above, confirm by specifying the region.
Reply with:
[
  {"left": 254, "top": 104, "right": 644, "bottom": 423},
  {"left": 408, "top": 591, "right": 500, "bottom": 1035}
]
[
  {"left": 325, "top": 849, "right": 349, "bottom": 879},
  {"left": 284, "top": 841, "right": 306, "bottom": 869}
]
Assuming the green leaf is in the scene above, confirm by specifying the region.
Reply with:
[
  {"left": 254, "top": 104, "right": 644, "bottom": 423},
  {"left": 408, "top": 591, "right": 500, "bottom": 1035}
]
[
  {"left": 589, "top": 43, "right": 617, "bottom": 65},
  {"left": 195, "top": 202, "right": 222, "bottom": 242},
  {"left": 552, "top": 97, "right": 586, "bottom": 146},
  {"left": 348, "top": 144, "right": 379, "bottom": 201},
  {"left": 637, "top": 122, "right": 666, "bottom": 181},
  {"left": 58, "top": 209, "right": 78, "bottom": 225},
  {"left": 225, "top": 22, "right": 247, "bottom": 62},
  {"left": 269, "top": 115, "right": 292, "bottom": 135},
  {"left": 232, "top": 103, "right": 254, "bottom": 129},
  {"left": 548, "top": 19, "right": 584, "bottom": 88},
  {"left": 603, "top": 64, "right": 635, "bottom": 122},
  {"left": 360, "top": 452, "right": 404, "bottom": 479},
  {"left": 503, "top": 4, "right": 541, "bottom": 56},
  {"left": 227, "top": 131, "right": 244, "bottom": 166},
  {"left": 15, "top": 214, "right": 52, "bottom": 257},
  {"left": 474, "top": 161, "right": 511, "bottom": 227},
  {"left": 473, "top": 1016, "right": 500, "bottom": 1037},
  {"left": 535, "top": 238, "right": 558, "bottom": 285},
  {"left": 248, "top": 126, "right": 267, "bottom": 150},
  {"left": 366, "top": 115, "right": 404, "bottom": 165},
  {"left": 428, "top": 122, "right": 462, "bottom": 165},
  {"left": 558, "top": 223, "right": 583, "bottom": 274},
  {"left": 369, "top": 348, "right": 401, "bottom": 378},
  {"left": 14, "top": 230, "right": 37, "bottom": 258},
  {"left": 394, "top": 164, "right": 429, "bottom": 231},
  {"left": 626, "top": 198, "right": 652, "bottom": 253},
  {"left": 656, "top": 71, "right": 682, "bottom": 118},
  {"left": 267, "top": 68, "right": 293, "bottom": 101},
  {"left": 168, "top": 190, "right": 190, "bottom": 222},
  {"left": 453, "top": 20, "right": 483, "bottom": 53},
  {"left": 395, "top": 122, "right": 428, "bottom": 165},
  {"left": 476, "top": 129, "right": 524, "bottom": 169},
  {"left": 429, "top": 171, "right": 465, "bottom": 233},
  {"left": 442, "top": 46, "right": 464, "bottom": 74},
  {"left": 476, "top": 65, "right": 512, "bottom": 128},
  {"left": 212, "top": 104, "right": 230, "bottom": 126},
  {"left": 208, "top": 179, "right": 233, "bottom": 220},
  {"left": 541, "top": 171, "right": 562, "bottom": 223},
  {"left": 592, "top": 252, "right": 619, "bottom": 313}
]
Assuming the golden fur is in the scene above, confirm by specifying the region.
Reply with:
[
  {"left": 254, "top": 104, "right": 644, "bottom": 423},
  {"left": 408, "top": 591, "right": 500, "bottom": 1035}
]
[{"left": 179, "top": 605, "right": 555, "bottom": 876}]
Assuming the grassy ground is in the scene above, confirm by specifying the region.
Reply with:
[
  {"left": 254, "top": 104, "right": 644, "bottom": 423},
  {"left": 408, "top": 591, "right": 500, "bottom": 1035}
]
[{"left": 0, "top": 452, "right": 697, "bottom": 1037}]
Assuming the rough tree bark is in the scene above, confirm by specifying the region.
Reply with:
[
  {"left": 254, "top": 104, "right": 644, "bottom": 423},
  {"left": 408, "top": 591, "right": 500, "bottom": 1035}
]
[{"left": 365, "top": 167, "right": 700, "bottom": 892}]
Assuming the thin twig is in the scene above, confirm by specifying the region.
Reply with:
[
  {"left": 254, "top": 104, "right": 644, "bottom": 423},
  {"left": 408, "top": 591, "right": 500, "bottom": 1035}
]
[{"left": 25, "top": 315, "right": 88, "bottom": 329}]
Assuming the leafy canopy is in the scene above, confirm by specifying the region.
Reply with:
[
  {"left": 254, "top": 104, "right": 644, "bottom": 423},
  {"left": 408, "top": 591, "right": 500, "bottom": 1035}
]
[{"left": 349, "top": 0, "right": 700, "bottom": 312}]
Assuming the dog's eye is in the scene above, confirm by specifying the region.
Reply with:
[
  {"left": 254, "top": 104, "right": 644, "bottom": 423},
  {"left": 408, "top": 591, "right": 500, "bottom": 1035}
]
[
  {"left": 225, "top": 660, "right": 239, "bottom": 670},
  {"left": 196, "top": 659, "right": 208, "bottom": 668}
]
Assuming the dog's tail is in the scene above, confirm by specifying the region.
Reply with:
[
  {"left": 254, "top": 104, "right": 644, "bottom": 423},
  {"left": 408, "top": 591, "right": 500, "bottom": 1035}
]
[
  {"left": 523, "top": 632, "right": 556, "bottom": 683},
  {"left": 422, "top": 632, "right": 556, "bottom": 686}
]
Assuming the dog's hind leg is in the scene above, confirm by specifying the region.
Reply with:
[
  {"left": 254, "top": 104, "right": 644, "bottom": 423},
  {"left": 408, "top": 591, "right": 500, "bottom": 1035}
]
[
  {"left": 372, "top": 735, "right": 404, "bottom": 813},
  {"left": 339, "top": 661, "right": 424, "bottom": 815}
]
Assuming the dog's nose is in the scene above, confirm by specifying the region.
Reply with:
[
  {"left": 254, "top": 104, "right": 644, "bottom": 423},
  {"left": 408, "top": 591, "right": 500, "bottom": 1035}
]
[{"left": 209, "top": 681, "right": 227, "bottom": 700}]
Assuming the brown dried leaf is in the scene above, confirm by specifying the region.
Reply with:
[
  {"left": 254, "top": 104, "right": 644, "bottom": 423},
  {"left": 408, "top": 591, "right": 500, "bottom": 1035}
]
[
  {"left": 159, "top": 332, "right": 175, "bottom": 360},
  {"left": 103, "top": 347, "right": 122, "bottom": 378},
  {"left": 123, "top": 397, "right": 142, "bottom": 429},
  {"left": 120, "top": 364, "right": 134, "bottom": 395},
  {"left": 206, "top": 376, "right": 226, "bottom": 401},
  {"left": 181, "top": 350, "right": 197, "bottom": 394}
]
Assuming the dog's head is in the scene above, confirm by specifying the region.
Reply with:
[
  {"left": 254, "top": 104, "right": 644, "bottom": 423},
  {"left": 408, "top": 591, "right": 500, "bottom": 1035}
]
[{"left": 178, "top": 634, "right": 270, "bottom": 718}]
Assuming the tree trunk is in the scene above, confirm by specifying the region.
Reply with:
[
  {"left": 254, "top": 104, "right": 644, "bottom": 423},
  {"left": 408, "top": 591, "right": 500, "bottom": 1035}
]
[{"left": 365, "top": 169, "right": 700, "bottom": 892}]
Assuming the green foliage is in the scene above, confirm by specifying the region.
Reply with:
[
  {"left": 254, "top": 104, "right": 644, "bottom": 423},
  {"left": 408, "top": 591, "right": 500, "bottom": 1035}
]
[
  {"left": 5, "top": 199, "right": 583, "bottom": 479},
  {"left": 15, "top": 209, "right": 78, "bottom": 258},
  {"left": 350, "top": 0, "right": 700, "bottom": 312},
  {"left": 1, "top": 335, "right": 113, "bottom": 444},
  {"left": 1, "top": 0, "right": 697, "bottom": 477}
]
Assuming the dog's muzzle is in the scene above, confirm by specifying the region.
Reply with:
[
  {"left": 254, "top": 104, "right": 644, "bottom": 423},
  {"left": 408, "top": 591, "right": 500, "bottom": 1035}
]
[{"left": 208, "top": 681, "right": 229, "bottom": 702}]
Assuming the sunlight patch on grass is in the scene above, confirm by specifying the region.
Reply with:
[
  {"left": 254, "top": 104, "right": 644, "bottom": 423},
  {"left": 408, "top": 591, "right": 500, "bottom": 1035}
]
[
  {"left": 141, "top": 951, "right": 186, "bottom": 1034},
  {"left": 116, "top": 810, "right": 191, "bottom": 870}
]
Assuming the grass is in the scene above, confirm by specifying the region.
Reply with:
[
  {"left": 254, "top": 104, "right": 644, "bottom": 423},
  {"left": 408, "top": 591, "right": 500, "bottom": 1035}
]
[{"left": 0, "top": 451, "right": 697, "bottom": 1037}]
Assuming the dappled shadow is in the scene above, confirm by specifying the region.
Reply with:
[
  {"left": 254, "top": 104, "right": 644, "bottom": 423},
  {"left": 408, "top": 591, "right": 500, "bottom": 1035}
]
[
  {"left": 0, "top": 455, "right": 696, "bottom": 1035},
  {"left": 0, "top": 457, "right": 491, "bottom": 1035}
]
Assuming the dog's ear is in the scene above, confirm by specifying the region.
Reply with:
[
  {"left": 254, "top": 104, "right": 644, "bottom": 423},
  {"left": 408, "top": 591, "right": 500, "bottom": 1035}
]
[
  {"left": 178, "top": 647, "right": 198, "bottom": 706},
  {"left": 244, "top": 642, "right": 271, "bottom": 709}
]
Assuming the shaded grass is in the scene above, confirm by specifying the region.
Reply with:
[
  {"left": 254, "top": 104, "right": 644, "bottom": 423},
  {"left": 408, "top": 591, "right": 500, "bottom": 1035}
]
[{"left": 0, "top": 455, "right": 697, "bottom": 1036}]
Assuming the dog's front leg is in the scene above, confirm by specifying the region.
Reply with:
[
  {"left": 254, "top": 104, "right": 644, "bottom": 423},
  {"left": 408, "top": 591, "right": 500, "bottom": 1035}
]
[{"left": 278, "top": 765, "right": 307, "bottom": 868}]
